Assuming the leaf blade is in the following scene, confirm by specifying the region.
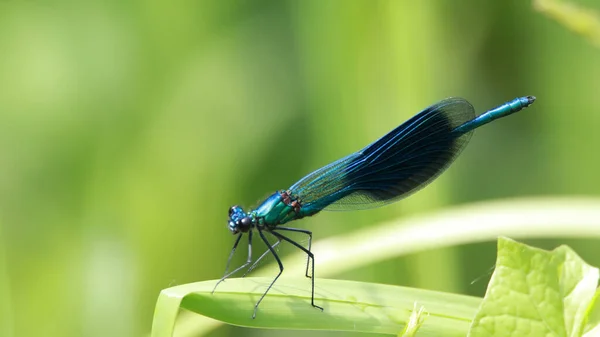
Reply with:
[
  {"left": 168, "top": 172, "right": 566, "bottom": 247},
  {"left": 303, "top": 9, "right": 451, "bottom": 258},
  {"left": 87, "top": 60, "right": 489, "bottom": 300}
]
[{"left": 153, "top": 277, "right": 481, "bottom": 336}]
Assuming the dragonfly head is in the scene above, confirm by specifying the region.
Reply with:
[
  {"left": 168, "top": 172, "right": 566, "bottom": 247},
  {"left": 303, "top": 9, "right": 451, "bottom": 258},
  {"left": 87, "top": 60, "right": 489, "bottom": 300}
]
[{"left": 228, "top": 205, "right": 252, "bottom": 234}]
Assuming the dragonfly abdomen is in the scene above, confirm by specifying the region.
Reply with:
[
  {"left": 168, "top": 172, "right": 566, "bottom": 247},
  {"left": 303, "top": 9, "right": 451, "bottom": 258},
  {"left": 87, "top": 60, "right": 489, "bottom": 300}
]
[{"left": 452, "top": 96, "right": 535, "bottom": 134}]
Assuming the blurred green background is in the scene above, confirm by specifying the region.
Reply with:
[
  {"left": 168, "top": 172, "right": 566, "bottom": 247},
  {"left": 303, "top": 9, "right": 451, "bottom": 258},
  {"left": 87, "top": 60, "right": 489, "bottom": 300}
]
[{"left": 1, "top": 1, "right": 599, "bottom": 337}]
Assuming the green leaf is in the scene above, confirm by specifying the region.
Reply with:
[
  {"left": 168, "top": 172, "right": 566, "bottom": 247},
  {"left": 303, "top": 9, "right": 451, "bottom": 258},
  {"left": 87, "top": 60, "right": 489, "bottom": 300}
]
[
  {"left": 468, "top": 237, "right": 599, "bottom": 337},
  {"left": 151, "top": 278, "right": 481, "bottom": 337},
  {"left": 168, "top": 197, "right": 600, "bottom": 337},
  {"left": 583, "top": 287, "right": 600, "bottom": 336}
]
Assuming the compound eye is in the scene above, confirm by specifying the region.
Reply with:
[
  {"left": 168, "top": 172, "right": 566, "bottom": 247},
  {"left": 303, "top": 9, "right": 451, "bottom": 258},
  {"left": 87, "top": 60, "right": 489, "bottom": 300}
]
[
  {"left": 239, "top": 217, "right": 252, "bottom": 231},
  {"left": 229, "top": 205, "right": 238, "bottom": 217},
  {"left": 228, "top": 221, "right": 238, "bottom": 234}
]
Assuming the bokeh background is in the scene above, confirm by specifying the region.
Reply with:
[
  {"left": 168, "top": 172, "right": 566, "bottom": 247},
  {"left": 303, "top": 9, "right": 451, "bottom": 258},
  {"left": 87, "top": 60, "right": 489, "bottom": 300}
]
[{"left": 1, "top": 1, "right": 599, "bottom": 337}]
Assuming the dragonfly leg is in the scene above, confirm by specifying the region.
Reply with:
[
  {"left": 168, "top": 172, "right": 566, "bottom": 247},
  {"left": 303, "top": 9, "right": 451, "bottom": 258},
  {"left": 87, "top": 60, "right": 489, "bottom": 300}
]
[
  {"left": 271, "top": 230, "right": 323, "bottom": 312},
  {"left": 242, "top": 236, "right": 281, "bottom": 277},
  {"left": 212, "top": 231, "right": 253, "bottom": 294},
  {"left": 222, "top": 233, "right": 243, "bottom": 276},
  {"left": 275, "top": 226, "right": 313, "bottom": 278},
  {"left": 253, "top": 227, "right": 283, "bottom": 319}
]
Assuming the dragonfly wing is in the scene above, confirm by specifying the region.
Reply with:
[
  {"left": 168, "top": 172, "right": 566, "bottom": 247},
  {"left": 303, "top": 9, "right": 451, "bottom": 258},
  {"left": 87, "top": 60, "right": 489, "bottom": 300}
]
[
  {"left": 289, "top": 152, "right": 361, "bottom": 212},
  {"left": 289, "top": 98, "right": 475, "bottom": 213}
]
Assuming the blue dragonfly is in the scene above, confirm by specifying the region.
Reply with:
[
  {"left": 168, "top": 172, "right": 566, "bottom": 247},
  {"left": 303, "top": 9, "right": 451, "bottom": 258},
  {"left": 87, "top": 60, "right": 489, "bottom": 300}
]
[{"left": 214, "top": 96, "right": 536, "bottom": 318}]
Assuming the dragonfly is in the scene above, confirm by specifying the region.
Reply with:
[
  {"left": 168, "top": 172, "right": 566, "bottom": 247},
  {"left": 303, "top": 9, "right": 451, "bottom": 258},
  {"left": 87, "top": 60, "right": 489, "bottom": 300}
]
[{"left": 214, "top": 96, "right": 536, "bottom": 318}]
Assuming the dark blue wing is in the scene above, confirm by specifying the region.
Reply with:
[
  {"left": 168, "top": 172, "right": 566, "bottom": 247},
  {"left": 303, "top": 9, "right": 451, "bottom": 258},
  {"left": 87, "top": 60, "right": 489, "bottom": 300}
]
[{"left": 289, "top": 97, "right": 475, "bottom": 213}]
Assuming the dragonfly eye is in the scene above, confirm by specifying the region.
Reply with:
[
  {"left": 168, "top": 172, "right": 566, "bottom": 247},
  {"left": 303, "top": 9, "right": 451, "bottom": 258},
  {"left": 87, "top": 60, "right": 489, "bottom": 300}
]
[
  {"left": 239, "top": 217, "right": 252, "bottom": 232},
  {"left": 229, "top": 205, "right": 239, "bottom": 217},
  {"left": 228, "top": 221, "right": 238, "bottom": 234}
]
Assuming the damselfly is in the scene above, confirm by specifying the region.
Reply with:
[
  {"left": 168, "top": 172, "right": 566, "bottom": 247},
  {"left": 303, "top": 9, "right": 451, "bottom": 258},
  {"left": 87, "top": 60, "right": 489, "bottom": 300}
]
[{"left": 214, "top": 96, "right": 536, "bottom": 318}]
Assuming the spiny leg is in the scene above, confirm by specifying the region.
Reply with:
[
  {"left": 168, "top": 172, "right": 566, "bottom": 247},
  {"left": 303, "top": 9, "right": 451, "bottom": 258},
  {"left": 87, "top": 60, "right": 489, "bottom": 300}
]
[
  {"left": 253, "top": 227, "right": 284, "bottom": 319},
  {"left": 212, "top": 231, "right": 253, "bottom": 294},
  {"left": 271, "top": 230, "right": 323, "bottom": 311},
  {"left": 275, "top": 226, "right": 313, "bottom": 278},
  {"left": 242, "top": 236, "right": 281, "bottom": 277}
]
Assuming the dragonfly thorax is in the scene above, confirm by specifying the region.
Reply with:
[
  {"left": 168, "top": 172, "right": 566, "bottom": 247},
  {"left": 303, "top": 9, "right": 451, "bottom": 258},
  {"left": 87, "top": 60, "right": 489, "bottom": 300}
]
[{"left": 228, "top": 205, "right": 253, "bottom": 234}]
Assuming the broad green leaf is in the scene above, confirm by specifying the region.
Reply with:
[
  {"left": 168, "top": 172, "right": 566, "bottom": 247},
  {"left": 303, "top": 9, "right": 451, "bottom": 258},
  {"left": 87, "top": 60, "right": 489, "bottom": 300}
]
[
  {"left": 583, "top": 287, "right": 600, "bottom": 336},
  {"left": 152, "top": 278, "right": 481, "bottom": 337},
  {"left": 169, "top": 197, "right": 600, "bottom": 337},
  {"left": 557, "top": 246, "right": 599, "bottom": 336},
  {"left": 469, "top": 237, "right": 599, "bottom": 337}
]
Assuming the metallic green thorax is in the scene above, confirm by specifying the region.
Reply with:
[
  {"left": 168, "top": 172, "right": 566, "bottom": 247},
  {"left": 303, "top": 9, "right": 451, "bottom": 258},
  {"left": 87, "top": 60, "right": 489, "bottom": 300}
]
[{"left": 251, "top": 191, "right": 314, "bottom": 226}]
